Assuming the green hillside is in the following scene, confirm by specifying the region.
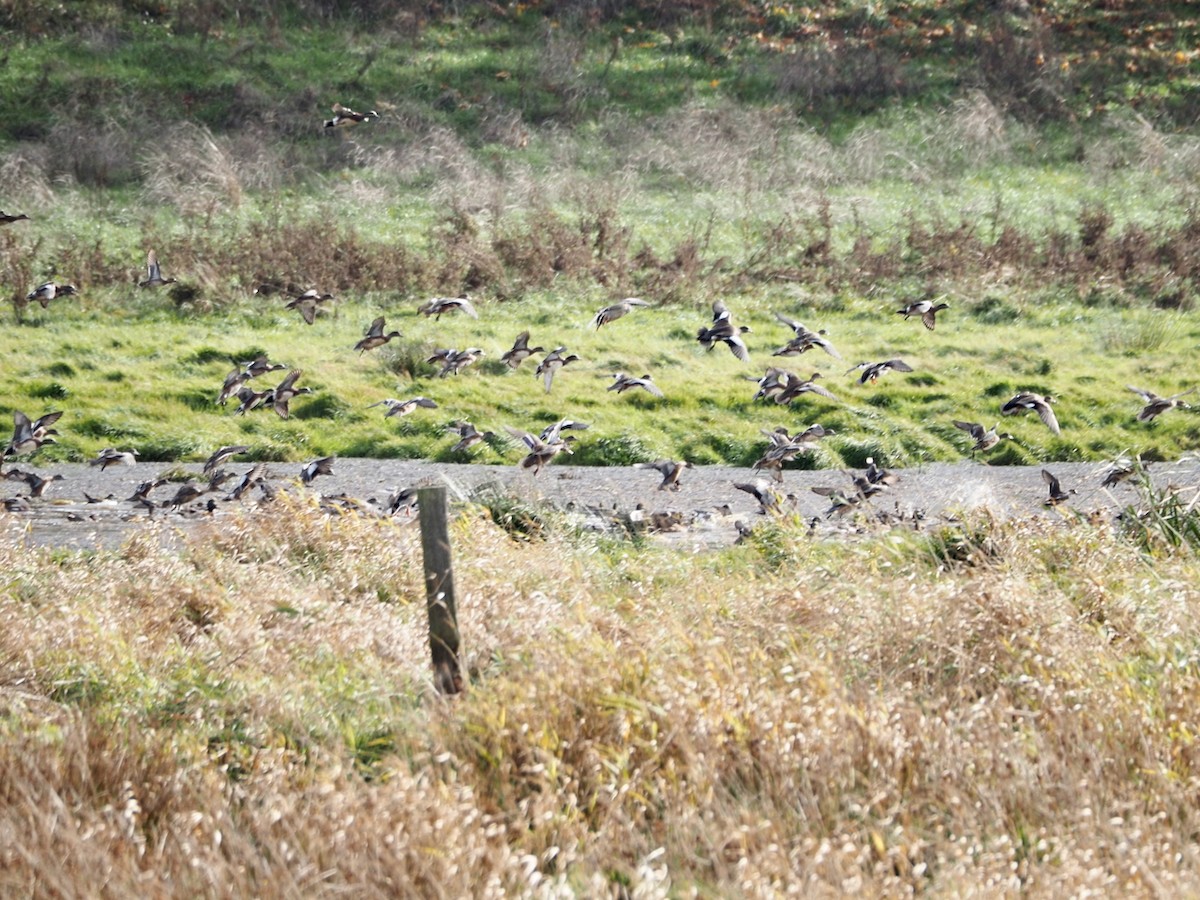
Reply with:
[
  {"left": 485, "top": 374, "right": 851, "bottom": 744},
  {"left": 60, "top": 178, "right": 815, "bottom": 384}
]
[{"left": 2, "top": 0, "right": 1198, "bottom": 467}]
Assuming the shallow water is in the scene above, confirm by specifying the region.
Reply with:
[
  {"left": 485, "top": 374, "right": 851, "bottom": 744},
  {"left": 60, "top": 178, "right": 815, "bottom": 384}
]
[{"left": 2, "top": 457, "right": 1197, "bottom": 550}]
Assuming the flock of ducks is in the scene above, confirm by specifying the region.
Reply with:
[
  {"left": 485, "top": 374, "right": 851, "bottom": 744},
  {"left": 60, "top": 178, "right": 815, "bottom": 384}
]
[{"left": 2, "top": 126, "right": 1197, "bottom": 530}]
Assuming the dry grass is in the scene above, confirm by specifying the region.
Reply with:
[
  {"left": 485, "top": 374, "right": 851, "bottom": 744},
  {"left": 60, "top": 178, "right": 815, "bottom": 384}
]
[
  {"left": 3, "top": 499, "right": 1200, "bottom": 896},
  {"left": 141, "top": 123, "right": 284, "bottom": 215}
]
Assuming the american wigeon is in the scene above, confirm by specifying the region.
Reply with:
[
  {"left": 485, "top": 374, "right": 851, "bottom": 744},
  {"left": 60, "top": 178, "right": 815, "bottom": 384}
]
[
  {"left": 354, "top": 316, "right": 401, "bottom": 354},
  {"left": 607, "top": 373, "right": 664, "bottom": 397},
  {"left": 505, "top": 426, "right": 574, "bottom": 474},
  {"left": 591, "top": 297, "right": 649, "bottom": 329},
  {"left": 368, "top": 397, "right": 439, "bottom": 417},
  {"left": 896, "top": 299, "right": 949, "bottom": 331},
  {"left": 90, "top": 448, "right": 139, "bottom": 470},
  {"left": 634, "top": 458, "right": 692, "bottom": 491},
  {"left": 286, "top": 290, "right": 335, "bottom": 325},
  {"left": 500, "top": 331, "right": 544, "bottom": 369},
  {"left": 418, "top": 295, "right": 478, "bottom": 319},
  {"left": 300, "top": 455, "right": 336, "bottom": 484},
  {"left": 204, "top": 445, "right": 250, "bottom": 474},
  {"left": 26, "top": 282, "right": 77, "bottom": 308},
  {"left": 846, "top": 359, "right": 914, "bottom": 384},
  {"left": 446, "top": 421, "right": 494, "bottom": 453},
  {"left": 324, "top": 103, "right": 378, "bottom": 128},
  {"left": 1042, "top": 469, "right": 1075, "bottom": 506},
  {"left": 139, "top": 250, "right": 176, "bottom": 288},
  {"left": 772, "top": 312, "right": 841, "bottom": 359},
  {"left": 5, "top": 468, "right": 63, "bottom": 497},
  {"left": 953, "top": 420, "right": 1005, "bottom": 456},
  {"left": 535, "top": 347, "right": 580, "bottom": 393},
  {"left": 1127, "top": 385, "right": 1195, "bottom": 422},
  {"left": 270, "top": 370, "right": 313, "bottom": 419},
  {"left": 1002, "top": 391, "right": 1060, "bottom": 435},
  {"left": 697, "top": 300, "right": 751, "bottom": 361}
]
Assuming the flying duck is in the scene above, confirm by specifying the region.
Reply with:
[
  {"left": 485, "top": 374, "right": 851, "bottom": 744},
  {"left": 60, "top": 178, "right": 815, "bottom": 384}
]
[
  {"left": 418, "top": 295, "right": 478, "bottom": 320},
  {"left": 368, "top": 397, "right": 439, "bottom": 418},
  {"left": 953, "top": 420, "right": 1003, "bottom": 456},
  {"left": 505, "top": 426, "right": 574, "bottom": 474},
  {"left": 166, "top": 480, "right": 210, "bottom": 509},
  {"left": 1042, "top": 469, "right": 1075, "bottom": 506},
  {"left": 446, "top": 421, "right": 494, "bottom": 454},
  {"left": 26, "top": 282, "right": 78, "bottom": 308},
  {"left": 734, "top": 478, "right": 784, "bottom": 514},
  {"left": 896, "top": 299, "right": 949, "bottom": 331},
  {"left": 432, "top": 347, "right": 485, "bottom": 378},
  {"left": 228, "top": 462, "right": 269, "bottom": 500},
  {"left": 1127, "top": 385, "right": 1195, "bottom": 422},
  {"left": 847, "top": 359, "right": 914, "bottom": 384},
  {"left": 500, "top": 331, "right": 544, "bottom": 369},
  {"left": 772, "top": 312, "right": 841, "bottom": 358},
  {"left": 811, "top": 484, "right": 864, "bottom": 517},
  {"left": 697, "top": 300, "right": 751, "bottom": 362},
  {"left": 385, "top": 487, "right": 420, "bottom": 517},
  {"left": 539, "top": 419, "right": 589, "bottom": 443},
  {"left": 775, "top": 371, "right": 839, "bottom": 405},
  {"left": 242, "top": 355, "right": 288, "bottom": 379},
  {"left": 5, "top": 468, "right": 63, "bottom": 498},
  {"left": 300, "top": 455, "right": 336, "bottom": 484},
  {"left": 90, "top": 448, "right": 139, "bottom": 470},
  {"left": 5, "top": 410, "right": 62, "bottom": 459},
  {"left": 354, "top": 316, "right": 402, "bottom": 354},
  {"left": 634, "top": 459, "right": 692, "bottom": 491},
  {"left": 139, "top": 250, "right": 176, "bottom": 288},
  {"left": 1101, "top": 457, "right": 1141, "bottom": 488},
  {"left": 233, "top": 386, "right": 273, "bottom": 416},
  {"left": 607, "top": 373, "right": 664, "bottom": 397},
  {"left": 324, "top": 103, "right": 378, "bottom": 128},
  {"left": 285, "top": 290, "right": 335, "bottom": 325},
  {"left": 1002, "top": 391, "right": 1060, "bottom": 435},
  {"left": 204, "top": 445, "right": 250, "bottom": 475},
  {"left": 591, "top": 297, "right": 649, "bottom": 329},
  {"left": 535, "top": 347, "right": 580, "bottom": 393},
  {"left": 270, "top": 369, "right": 313, "bottom": 419},
  {"left": 751, "top": 424, "right": 833, "bottom": 481}
]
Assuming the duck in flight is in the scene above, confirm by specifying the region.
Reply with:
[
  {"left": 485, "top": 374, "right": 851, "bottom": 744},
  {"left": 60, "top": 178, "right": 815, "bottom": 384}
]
[
  {"left": 324, "top": 103, "right": 378, "bottom": 128},
  {"left": 1126, "top": 385, "right": 1195, "bottom": 423},
  {"left": 697, "top": 300, "right": 751, "bottom": 362},
  {"left": 354, "top": 316, "right": 402, "bottom": 354},
  {"left": 896, "top": 299, "right": 949, "bottom": 331},
  {"left": 1001, "top": 391, "right": 1060, "bottom": 435},
  {"left": 139, "top": 250, "right": 177, "bottom": 288},
  {"left": 591, "top": 297, "right": 649, "bottom": 329}
]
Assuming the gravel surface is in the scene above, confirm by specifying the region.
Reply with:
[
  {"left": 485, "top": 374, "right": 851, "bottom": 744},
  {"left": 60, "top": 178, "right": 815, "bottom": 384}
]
[{"left": 2, "top": 456, "right": 1198, "bottom": 550}]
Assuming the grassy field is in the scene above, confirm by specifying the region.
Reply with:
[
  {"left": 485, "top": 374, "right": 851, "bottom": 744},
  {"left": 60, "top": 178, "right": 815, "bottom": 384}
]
[
  {"left": 2, "top": 110, "right": 1198, "bottom": 469},
  {"left": 4, "top": 1, "right": 1200, "bottom": 895},
  {"left": 1, "top": 1, "right": 1199, "bottom": 469}
]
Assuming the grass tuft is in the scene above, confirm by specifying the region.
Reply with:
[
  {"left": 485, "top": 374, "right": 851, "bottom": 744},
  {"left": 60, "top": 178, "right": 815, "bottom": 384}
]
[{"left": 1117, "top": 462, "right": 1200, "bottom": 557}]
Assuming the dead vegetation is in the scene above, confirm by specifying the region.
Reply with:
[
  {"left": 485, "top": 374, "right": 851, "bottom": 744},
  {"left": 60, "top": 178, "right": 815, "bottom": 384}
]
[
  {"left": 4, "top": 100, "right": 1198, "bottom": 310},
  {"left": 2, "top": 500, "right": 1200, "bottom": 894}
]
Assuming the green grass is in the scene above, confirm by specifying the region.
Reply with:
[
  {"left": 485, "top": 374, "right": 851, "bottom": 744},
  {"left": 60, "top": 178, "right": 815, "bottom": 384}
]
[
  {"left": 1, "top": 1, "right": 1198, "bottom": 469},
  {"left": 3, "top": 280, "right": 1197, "bottom": 467}
]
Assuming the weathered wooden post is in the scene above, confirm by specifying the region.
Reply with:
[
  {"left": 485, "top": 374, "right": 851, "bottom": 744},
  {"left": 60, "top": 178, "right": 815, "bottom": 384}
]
[{"left": 417, "top": 485, "right": 463, "bottom": 694}]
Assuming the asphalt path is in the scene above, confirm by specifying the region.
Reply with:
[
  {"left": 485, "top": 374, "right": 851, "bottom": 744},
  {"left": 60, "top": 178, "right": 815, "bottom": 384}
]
[{"left": 3, "top": 456, "right": 1198, "bottom": 550}]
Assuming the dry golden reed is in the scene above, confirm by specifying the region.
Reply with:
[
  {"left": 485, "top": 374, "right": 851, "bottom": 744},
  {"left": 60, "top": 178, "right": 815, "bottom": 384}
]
[{"left": 2, "top": 503, "right": 1200, "bottom": 896}]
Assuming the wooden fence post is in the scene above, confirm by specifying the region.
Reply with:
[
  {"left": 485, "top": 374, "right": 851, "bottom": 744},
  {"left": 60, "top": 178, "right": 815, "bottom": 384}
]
[{"left": 418, "top": 485, "right": 463, "bottom": 695}]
